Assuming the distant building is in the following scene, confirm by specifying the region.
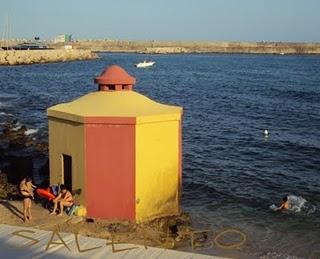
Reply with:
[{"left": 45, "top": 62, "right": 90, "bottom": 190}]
[{"left": 54, "top": 34, "right": 72, "bottom": 44}]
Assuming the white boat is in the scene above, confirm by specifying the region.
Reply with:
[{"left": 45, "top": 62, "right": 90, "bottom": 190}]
[{"left": 135, "top": 60, "right": 155, "bottom": 68}]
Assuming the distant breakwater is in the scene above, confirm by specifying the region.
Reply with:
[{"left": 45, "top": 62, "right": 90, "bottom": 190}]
[
  {"left": 68, "top": 40, "right": 320, "bottom": 55},
  {"left": 0, "top": 49, "right": 97, "bottom": 66}
]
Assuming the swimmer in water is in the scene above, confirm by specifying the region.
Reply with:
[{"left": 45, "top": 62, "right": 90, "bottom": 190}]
[{"left": 275, "top": 196, "right": 290, "bottom": 211}]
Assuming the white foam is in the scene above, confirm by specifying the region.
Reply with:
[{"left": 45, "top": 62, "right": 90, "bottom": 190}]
[
  {"left": 271, "top": 195, "right": 308, "bottom": 213},
  {"left": 0, "top": 112, "right": 13, "bottom": 116},
  {"left": 24, "top": 128, "right": 39, "bottom": 136},
  {"left": 12, "top": 122, "right": 22, "bottom": 131},
  {"left": 12, "top": 126, "right": 22, "bottom": 131},
  {"left": 288, "top": 195, "right": 307, "bottom": 212},
  {"left": 270, "top": 204, "right": 277, "bottom": 211}
]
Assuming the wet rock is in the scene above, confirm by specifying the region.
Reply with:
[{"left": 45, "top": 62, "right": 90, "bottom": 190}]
[
  {"left": 169, "top": 224, "right": 179, "bottom": 235},
  {"left": 0, "top": 120, "right": 48, "bottom": 186},
  {"left": 1, "top": 122, "right": 30, "bottom": 148},
  {"left": 146, "top": 213, "right": 191, "bottom": 235},
  {"left": 35, "top": 142, "right": 48, "bottom": 153}
]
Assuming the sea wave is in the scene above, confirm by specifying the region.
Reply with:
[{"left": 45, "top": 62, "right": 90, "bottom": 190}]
[
  {"left": 24, "top": 128, "right": 39, "bottom": 136},
  {"left": 0, "top": 112, "right": 13, "bottom": 116}
]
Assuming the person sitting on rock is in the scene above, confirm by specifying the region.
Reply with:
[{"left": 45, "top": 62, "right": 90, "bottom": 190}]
[{"left": 50, "top": 184, "right": 73, "bottom": 216}]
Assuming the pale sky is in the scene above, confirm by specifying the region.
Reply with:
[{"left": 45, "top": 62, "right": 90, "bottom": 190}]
[{"left": 1, "top": 0, "right": 320, "bottom": 42}]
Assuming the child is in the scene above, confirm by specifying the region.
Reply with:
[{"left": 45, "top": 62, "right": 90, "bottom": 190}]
[
  {"left": 19, "top": 177, "right": 36, "bottom": 222},
  {"left": 25, "top": 178, "right": 37, "bottom": 198}
]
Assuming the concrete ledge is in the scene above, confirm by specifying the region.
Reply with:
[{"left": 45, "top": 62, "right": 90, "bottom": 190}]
[{"left": 0, "top": 224, "right": 226, "bottom": 258}]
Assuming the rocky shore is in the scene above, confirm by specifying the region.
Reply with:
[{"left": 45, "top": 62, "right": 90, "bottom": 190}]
[
  {"left": 0, "top": 172, "right": 18, "bottom": 199},
  {"left": 69, "top": 40, "right": 320, "bottom": 55},
  {"left": 0, "top": 199, "right": 193, "bottom": 249},
  {"left": 0, "top": 49, "right": 98, "bottom": 66}
]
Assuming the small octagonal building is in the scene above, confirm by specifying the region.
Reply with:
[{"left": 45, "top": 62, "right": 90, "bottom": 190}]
[{"left": 47, "top": 65, "right": 183, "bottom": 222}]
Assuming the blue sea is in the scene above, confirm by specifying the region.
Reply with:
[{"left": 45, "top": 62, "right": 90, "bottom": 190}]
[{"left": 1, "top": 53, "right": 320, "bottom": 258}]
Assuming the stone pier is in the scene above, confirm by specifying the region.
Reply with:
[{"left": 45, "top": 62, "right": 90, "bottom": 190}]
[{"left": 0, "top": 49, "right": 97, "bottom": 66}]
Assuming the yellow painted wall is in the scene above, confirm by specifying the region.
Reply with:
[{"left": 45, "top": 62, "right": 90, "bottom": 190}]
[
  {"left": 48, "top": 117, "right": 86, "bottom": 205},
  {"left": 135, "top": 120, "right": 180, "bottom": 222}
]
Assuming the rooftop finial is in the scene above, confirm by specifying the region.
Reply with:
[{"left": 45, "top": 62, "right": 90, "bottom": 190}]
[{"left": 94, "top": 65, "right": 136, "bottom": 91}]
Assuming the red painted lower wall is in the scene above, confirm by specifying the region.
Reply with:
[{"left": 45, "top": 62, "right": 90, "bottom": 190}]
[{"left": 85, "top": 123, "right": 135, "bottom": 220}]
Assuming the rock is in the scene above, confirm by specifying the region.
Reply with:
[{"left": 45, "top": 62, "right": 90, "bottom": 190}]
[
  {"left": 35, "top": 143, "right": 48, "bottom": 153},
  {"left": 0, "top": 120, "right": 48, "bottom": 185},
  {"left": 0, "top": 49, "right": 97, "bottom": 66},
  {"left": 0, "top": 171, "right": 19, "bottom": 199}
]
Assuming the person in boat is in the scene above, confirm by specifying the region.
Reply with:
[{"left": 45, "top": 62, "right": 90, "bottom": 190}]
[
  {"left": 50, "top": 184, "right": 73, "bottom": 216},
  {"left": 275, "top": 196, "right": 290, "bottom": 211},
  {"left": 19, "top": 177, "right": 36, "bottom": 222}
]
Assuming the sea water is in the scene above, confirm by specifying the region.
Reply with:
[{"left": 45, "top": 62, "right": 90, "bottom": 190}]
[{"left": 0, "top": 53, "right": 320, "bottom": 258}]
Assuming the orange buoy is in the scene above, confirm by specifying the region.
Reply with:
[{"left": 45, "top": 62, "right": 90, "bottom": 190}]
[{"left": 36, "top": 188, "right": 55, "bottom": 201}]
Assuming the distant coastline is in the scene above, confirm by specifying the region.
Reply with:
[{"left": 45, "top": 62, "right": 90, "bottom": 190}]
[
  {"left": 65, "top": 40, "right": 320, "bottom": 55},
  {"left": 1, "top": 40, "right": 320, "bottom": 66}
]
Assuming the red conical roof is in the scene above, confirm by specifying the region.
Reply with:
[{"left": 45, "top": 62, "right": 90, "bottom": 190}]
[{"left": 94, "top": 65, "right": 136, "bottom": 86}]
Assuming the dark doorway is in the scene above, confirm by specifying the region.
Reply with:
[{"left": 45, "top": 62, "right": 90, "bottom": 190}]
[{"left": 62, "top": 154, "right": 72, "bottom": 191}]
